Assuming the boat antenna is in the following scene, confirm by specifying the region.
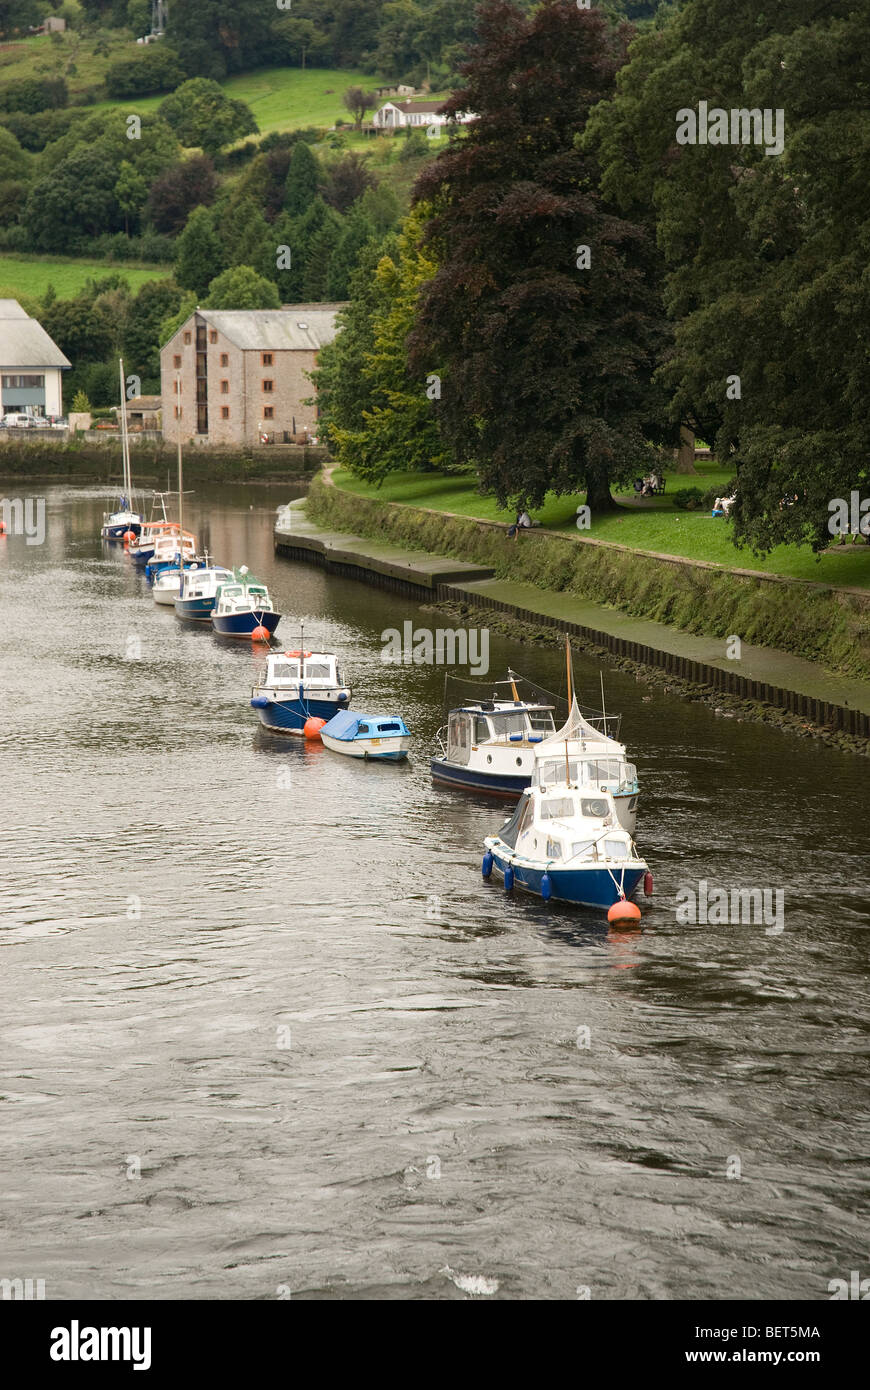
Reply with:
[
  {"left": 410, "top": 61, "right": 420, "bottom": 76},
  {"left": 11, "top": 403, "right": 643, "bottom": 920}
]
[{"left": 600, "top": 670, "right": 607, "bottom": 732}]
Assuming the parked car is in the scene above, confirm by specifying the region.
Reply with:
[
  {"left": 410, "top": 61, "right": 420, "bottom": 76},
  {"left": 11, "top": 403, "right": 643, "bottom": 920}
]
[{"left": 1, "top": 413, "right": 37, "bottom": 428}]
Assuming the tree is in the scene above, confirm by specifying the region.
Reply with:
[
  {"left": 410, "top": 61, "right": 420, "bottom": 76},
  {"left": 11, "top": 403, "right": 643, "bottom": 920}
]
[
  {"left": 272, "top": 16, "right": 319, "bottom": 69},
  {"left": 342, "top": 86, "right": 376, "bottom": 129},
  {"left": 114, "top": 160, "right": 148, "bottom": 236},
  {"left": 410, "top": 0, "right": 667, "bottom": 512},
  {"left": 158, "top": 78, "right": 258, "bottom": 158},
  {"left": 326, "top": 206, "right": 374, "bottom": 299},
  {"left": 0, "top": 125, "right": 29, "bottom": 182},
  {"left": 167, "top": 0, "right": 275, "bottom": 79},
  {"left": 174, "top": 205, "right": 224, "bottom": 296},
  {"left": 591, "top": 0, "right": 870, "bottom": 551},
  {"left": 123, "top": 278, "right": 184, "bottom": 379},
  {"left": 145, "top": 154, "right": 217, "bottom": 235},
  {"left": 323, "top": 151, "right": 376, "bottom": 214},
  {"left": 324, "top": 206, "right": 450, "bottom": 481},
  {"left": 284, "top": 139, "right": 321, "bottom": 216},
  {"left": 43, "top": 296, "right": 113, "bottom": 362},
  {"left": 302, "top": 218, "right": 342, "bottom": 301},
  {"left": 358, "top": 182, "right": 400, "bottom": 237},
  {"left": 204, "top": 265, "right": 281, "bottom": 310},
  {"left": 71, "top": 389, "right": 92, "bottom": 414}
]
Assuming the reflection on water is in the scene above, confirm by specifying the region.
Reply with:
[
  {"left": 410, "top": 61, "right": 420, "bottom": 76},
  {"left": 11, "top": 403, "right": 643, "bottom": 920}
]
[{"left": 0, "top": 483, "right": 868, "bottom": 1300}]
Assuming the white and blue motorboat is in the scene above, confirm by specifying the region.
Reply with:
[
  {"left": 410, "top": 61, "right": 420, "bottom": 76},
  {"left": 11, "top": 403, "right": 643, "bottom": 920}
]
[
  {"left": 250, "top": 649, "right": 351, "bottom": 734},
  {"left": 483, "top": 784, "right": 650, "bottom": 910},
  {"left": 212, "top": 569, "right": 281, "bottom": 638},
  {"left": 431, "top": 671, "right": 639, "bottom": 832},
  {"left": 320, "top": 710, "right": 411, "bottom": 761},
  {"left": 152, "top": 563, "right": 196, "bottom": 606},
  {"left": 174, "top": 564, "right": 234, "bottom": 622},
  {"left": 144, "top": 531, "right": 198, "bottom": 581},
  {"left": 101, "top": 500, "right": 141, "bottom": 541}
]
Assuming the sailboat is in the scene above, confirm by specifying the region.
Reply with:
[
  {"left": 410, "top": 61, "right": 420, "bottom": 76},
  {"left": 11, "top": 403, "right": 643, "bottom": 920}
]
[{"left": 100, "top": 358, "right": 142, "bottom": 540}]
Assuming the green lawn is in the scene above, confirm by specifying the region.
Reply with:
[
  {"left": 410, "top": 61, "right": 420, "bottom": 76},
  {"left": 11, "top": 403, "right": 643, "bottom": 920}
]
[
  {"left": 332, "top": 466, "right": 870, "bottom": 589},
  {"left": 0, "top": 254, "right": 170, "bottom": 299}
]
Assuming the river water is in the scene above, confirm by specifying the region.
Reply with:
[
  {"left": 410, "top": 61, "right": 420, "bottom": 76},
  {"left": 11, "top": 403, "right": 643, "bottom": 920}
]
[{"left": 1, "top": 481, "right": 868, "bottom": 1301}]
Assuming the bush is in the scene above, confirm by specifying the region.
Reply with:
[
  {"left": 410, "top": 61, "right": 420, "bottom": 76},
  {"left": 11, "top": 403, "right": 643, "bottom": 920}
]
[
  {"left": 0, "top": 76, "right": 68, "bottom": 115},
  {"left": 104, "top": 46, "right": 185, "bottom": 99},
  {"left": 261, "top": 128, "right": 321, "bottom": 151},
  {"left": 0, "top": 107, "right": 89, "bottom": 151},
  {"left": 672, "top": 487, "right": 707, "bottom": 511},
  {"left": 398, "top": 130, "right": 429, "bottom": 161}
]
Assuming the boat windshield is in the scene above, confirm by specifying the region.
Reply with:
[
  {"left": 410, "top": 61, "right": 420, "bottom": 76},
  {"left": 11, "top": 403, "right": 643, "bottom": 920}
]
[
  {"left": 533, "top": 757, "right": 635, "bottom": 789},
  {"left": 540, "top": 796, "right": 575, "bottom": 820},
  {"left": 270, "top": 660, "right": 300, "bottom": 683},
  {"left": 528, "top": 710, "right": 556, "bottom": 732},
  {"left": 304, "top": 661, "right": 333, "bottom": 679},
  {"left": 489, "top": 712, "right": 528, "bottom": 738}
]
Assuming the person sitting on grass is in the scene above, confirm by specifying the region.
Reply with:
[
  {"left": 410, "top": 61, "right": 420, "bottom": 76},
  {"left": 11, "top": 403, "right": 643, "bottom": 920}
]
[{"left": 712, "top": 494, "right": 735, "bottom": 517}]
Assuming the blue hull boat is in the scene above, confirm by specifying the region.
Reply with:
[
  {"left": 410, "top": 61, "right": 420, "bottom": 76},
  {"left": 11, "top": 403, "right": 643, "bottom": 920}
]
[
  {"left": 486, "top": 845, "right": 645, "bottom": 908},
  {"left": 214, "top": 609, "right": 281, "bottom": 637},
  {"left": 103, "top": 519, "right": 141, "bottom": 541},
  {"left": 251, "top": 693, "right": 350, "bottom": 733},
  {"left": 320, "top": 710, "right": 411, "bottom": 760},
  {"left": 430, "top": 758, "right": 528, "bottom": 796}
]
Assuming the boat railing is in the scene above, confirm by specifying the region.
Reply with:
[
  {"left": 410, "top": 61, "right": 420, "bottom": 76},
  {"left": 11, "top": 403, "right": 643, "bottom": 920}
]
[{"left": 434, "top": 724, "right": 448, "bottom": 757}]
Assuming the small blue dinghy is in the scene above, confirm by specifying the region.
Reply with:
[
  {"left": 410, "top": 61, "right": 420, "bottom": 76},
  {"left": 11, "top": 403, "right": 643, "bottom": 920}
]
[{"left": 319, "top": 710, "right": 411, "bottom": 761}]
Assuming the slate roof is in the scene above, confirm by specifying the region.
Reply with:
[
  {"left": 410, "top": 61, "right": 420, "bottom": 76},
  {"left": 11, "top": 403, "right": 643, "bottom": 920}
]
[
  {"left": 197, "top": 307, "right": 344, "bottom": 353},
  {"left": 0, "top": 299, "right": 71, "bottom": 369}
]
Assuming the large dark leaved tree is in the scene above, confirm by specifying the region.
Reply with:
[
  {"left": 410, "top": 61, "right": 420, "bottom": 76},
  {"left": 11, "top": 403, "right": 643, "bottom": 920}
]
[{"left": 409, "top": 0, "right": 668, "bottom": 512}]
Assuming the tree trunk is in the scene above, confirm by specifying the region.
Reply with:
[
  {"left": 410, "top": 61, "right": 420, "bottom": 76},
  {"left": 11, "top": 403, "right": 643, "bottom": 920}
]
[
  {"left": 673, "top": 424, "right": 697, "bottom": 474},
  {"left": 585, "top": 478, "right": 618, "bottom": 512}
]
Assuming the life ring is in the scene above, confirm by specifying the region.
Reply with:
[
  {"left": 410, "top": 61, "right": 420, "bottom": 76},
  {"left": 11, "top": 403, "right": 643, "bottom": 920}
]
[{"left": 283, "top": 649, "right": 312, "bottom": 658}]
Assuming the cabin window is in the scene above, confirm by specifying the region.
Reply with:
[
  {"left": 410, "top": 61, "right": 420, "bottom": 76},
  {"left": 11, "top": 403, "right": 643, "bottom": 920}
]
[
  {"left": 272, "top": 662, "right": 300, "bottom": 681},
  {"left": 474, "top": 716, "right": 490, "bottom": 744},
  {"left": 378, "top": 722, "right": 402, "bottom": 732},
  {"left": 603, "top": 838, "right": 627, "bottom": 860},
  {"left": 541, "top": 797, "right": 574, "bottom": 820},
  {"left": 304, "top": 662, "right": 331, "bottom": 679},
  {"left": 546, "top": 839, "right": 562, "bottom": 859},
  {"left": 580, "top": 798, "right": 609, "bottom": 819},
  {"left": 358, "top": 724, "right": 369, "bottom": 734},
  {"left": 571, "top": 841, "right": 597, "bottom": 859},
  {"left": 528, "top": 711, "right": 555, "bottom": 732},
  {"left": 490, "top": 712, "right": 527, "bottom": 738}
]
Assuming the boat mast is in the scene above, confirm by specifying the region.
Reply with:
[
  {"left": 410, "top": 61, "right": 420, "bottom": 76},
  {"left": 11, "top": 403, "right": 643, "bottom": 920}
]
[
  {"left": 600, "top": 670, "right": 607, "bottom": 734},
  {"left": 176, "top": 369, "right": 184, "bottom": 594},
  {"left": 565, "top": 635, "right": 573, "bottom": 785},
  {"left": 118, "top": 357, "right": 130, "bottom": 504}
]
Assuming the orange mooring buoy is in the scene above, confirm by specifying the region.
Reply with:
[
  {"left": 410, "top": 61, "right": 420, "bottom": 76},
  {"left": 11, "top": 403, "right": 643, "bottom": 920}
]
[
  {"left": 607, "top": 898, "right": 641, "bottom": 926},
  {"left": 251, "top": 624, "right": 270, "bottom": 642},
  {"left": 303, "top": 717, "right": 326, "bottom": 741}
]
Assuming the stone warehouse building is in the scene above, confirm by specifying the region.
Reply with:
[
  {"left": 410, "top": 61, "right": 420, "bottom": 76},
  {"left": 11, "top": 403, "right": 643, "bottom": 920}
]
[
  {"left": 0, "top": 299, "right": 70, "bottom": 418},
  {"left": 160, "top": 306, "right": 343, "bottom": 447}
]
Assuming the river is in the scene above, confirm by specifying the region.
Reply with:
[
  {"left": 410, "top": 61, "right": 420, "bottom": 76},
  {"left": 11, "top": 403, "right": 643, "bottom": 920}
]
[{"left": 1, "top": 481, "right": 868, "bottom": 1300}]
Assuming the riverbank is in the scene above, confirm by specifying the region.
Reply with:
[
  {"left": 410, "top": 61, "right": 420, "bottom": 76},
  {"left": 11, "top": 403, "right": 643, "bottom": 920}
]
[
  {"left": 277, "top": 496, "right": 870, "bottom": 752},
  {"left": 0, "top": 440, "right": 326, "bottom": 485},
  {"left": 305, "top": 472, "right": 870, "bottom": 683}
]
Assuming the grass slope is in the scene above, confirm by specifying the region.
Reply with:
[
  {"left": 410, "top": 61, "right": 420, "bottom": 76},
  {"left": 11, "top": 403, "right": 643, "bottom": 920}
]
[
  {"left": 0, "top": 254, "right": 170, "bottom": 298},
  {"left": 332, "top": 466, "right": 870, "bottom": 589}
]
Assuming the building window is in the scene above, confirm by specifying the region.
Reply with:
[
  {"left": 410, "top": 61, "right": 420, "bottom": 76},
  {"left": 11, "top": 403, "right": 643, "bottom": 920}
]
[
  {"left": 2, "top": 374, "right": 44, "bottom": 388},
  {"left": 262, "top": 379, "right": 273, "bottom": 392},
  {"left": 262, "top": 352, "right": 273, "bottom": 366},
  {"left": 263, "top": 406, "right": 274, "bottom": 419},
  {"left": 173, "top": 355, "right": 181, "bottom": 368},
  {"left": 173, "top": 380, "right": 178, "bottom": 394},
  {"left": 220, "top": 353, "right": 229, "bottom": 367},
  {"left": 221, "top": 406, "right": 229, "bottom": 419},
  {"left": 174, "top": 405, "right": 180, "bottom": 418},
  {"left": 220, "top": 380, "right": 229, "bottom": 394},
  {"left": 209, "top": 330, "right": 218, "bottom": 343},
  {"left": 183, "top": 332, "right": 191, "bottom": 344}
]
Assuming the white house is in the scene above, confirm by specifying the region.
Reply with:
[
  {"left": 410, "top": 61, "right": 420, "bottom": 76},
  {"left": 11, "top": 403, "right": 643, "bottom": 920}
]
[
  {"left": 372, "top": 99, "right": 475, "bottom": 130},
  {"left": 0, "top": 299, "right": 70, "bottom": 419}
]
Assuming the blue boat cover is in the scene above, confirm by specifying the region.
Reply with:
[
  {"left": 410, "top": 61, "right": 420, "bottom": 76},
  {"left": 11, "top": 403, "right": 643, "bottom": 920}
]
[
  {"left": 322, "top": 710, "right": 408, "bottom": 741},
  {"left": 321, "top": 710, "right": 361, "bottom": 741}
]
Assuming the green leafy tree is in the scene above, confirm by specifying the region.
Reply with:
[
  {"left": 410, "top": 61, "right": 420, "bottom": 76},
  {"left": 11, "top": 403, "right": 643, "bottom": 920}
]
[
  {"left": 358, "top": 182, "right": 400, "bottom": 238},
  {"left": 410, "top": 0, "right": 667, "bottom": 512},
  {"left": 158, "top": 291, "right": 197, "bottom": 348},
  {"left": 327, "top": 206, "right": 449, "bottom": 481},
  {"left": 123, "top": 278, "right": 184, "bottom": 379},
  {"left": 284, "top": 138, "right": 321, "bottom": 216},
  {"left": 0, "top": 125, "right": 29, "bottom": 182},
  {"left": 302, "top": 218, "right": 342, "bottom": 301},
  {"left": 342, "top": 86, "right": 376, "bottom": 129},
  {"left": 158, "top": 78, "right": 258, "bottom": 158},
  {"left": 114, "top": 160, "right": 148, "bottom": 236},
  {"left": 326, "top": 206, "right": 374, "bottom": 299},
  {"left": 591, "top": 0, "right": 870, "bottom": 551},
  {"left": 71, "top": 389, "right": 92, "bottom": 413},
  {"left": 204, "top": 265, "right": 281, "bottom": 310},
  {"left": 174, "top": 204, "right": 224, "bottom": 296}
]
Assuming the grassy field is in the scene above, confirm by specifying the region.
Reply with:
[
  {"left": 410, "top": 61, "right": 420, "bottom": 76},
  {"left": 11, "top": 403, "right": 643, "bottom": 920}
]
[
  {"left": 0, "top": 254, "right": 170, "bottom": 299},
  {"left": 0, "top": 26, "right": 133, "bottom": 98},
  {"left": 332, "top": 465, "right": 870, "bottom": 589}
]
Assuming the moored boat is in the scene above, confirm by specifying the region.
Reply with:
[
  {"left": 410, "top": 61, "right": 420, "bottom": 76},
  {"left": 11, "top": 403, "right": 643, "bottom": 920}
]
[
  {"left": 174, "top": 564, "right": 235, "bottom": 622},
  {"left": 100, "top": 358, "right": 142, "bottom": 540},
  {"left": 212, "top": 569, "right": 280, "bottom": 638},
  {"left": 320, "top": 710, "right": 411, "bottom": 760},
  {"left": 250, "top": 649, "right": 351, "bottom": 734},
  {"left": 483, "top": 784, "right": 650, "bottom": 909},
  {"left": 144, "top": 531, "right": 198, "bottom": 580}
]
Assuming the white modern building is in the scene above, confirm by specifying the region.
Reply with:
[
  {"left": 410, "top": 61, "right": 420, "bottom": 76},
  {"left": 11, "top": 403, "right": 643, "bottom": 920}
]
[
  {"left": 0, "top": 300, "right": 70, "bottom": 418},
  {"left": 372, "top": 99, "right": 475, "bottom": 130}
]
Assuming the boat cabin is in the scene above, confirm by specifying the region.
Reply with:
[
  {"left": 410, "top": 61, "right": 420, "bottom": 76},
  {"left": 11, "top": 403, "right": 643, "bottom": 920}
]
[
  {"left": 264, "top": 651, "right": 347, "bottom": 692},
  {"left": 445, "top": 701, "right": 555, "bottom": 764},
  {"left": 214, "top": 581, "right": 273, "bottom": 615},
  {"left": 179, "top": 565, "right": 232, "bottom": 598},
  {"left": 150, "top": 532, "right": 197, "bottom": 565},
  {"left": 499, "top": 788, "right": 635, "bottom": 864},
  {"left": 533, "top": 752, "right": 638, "bottom": 795}
]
